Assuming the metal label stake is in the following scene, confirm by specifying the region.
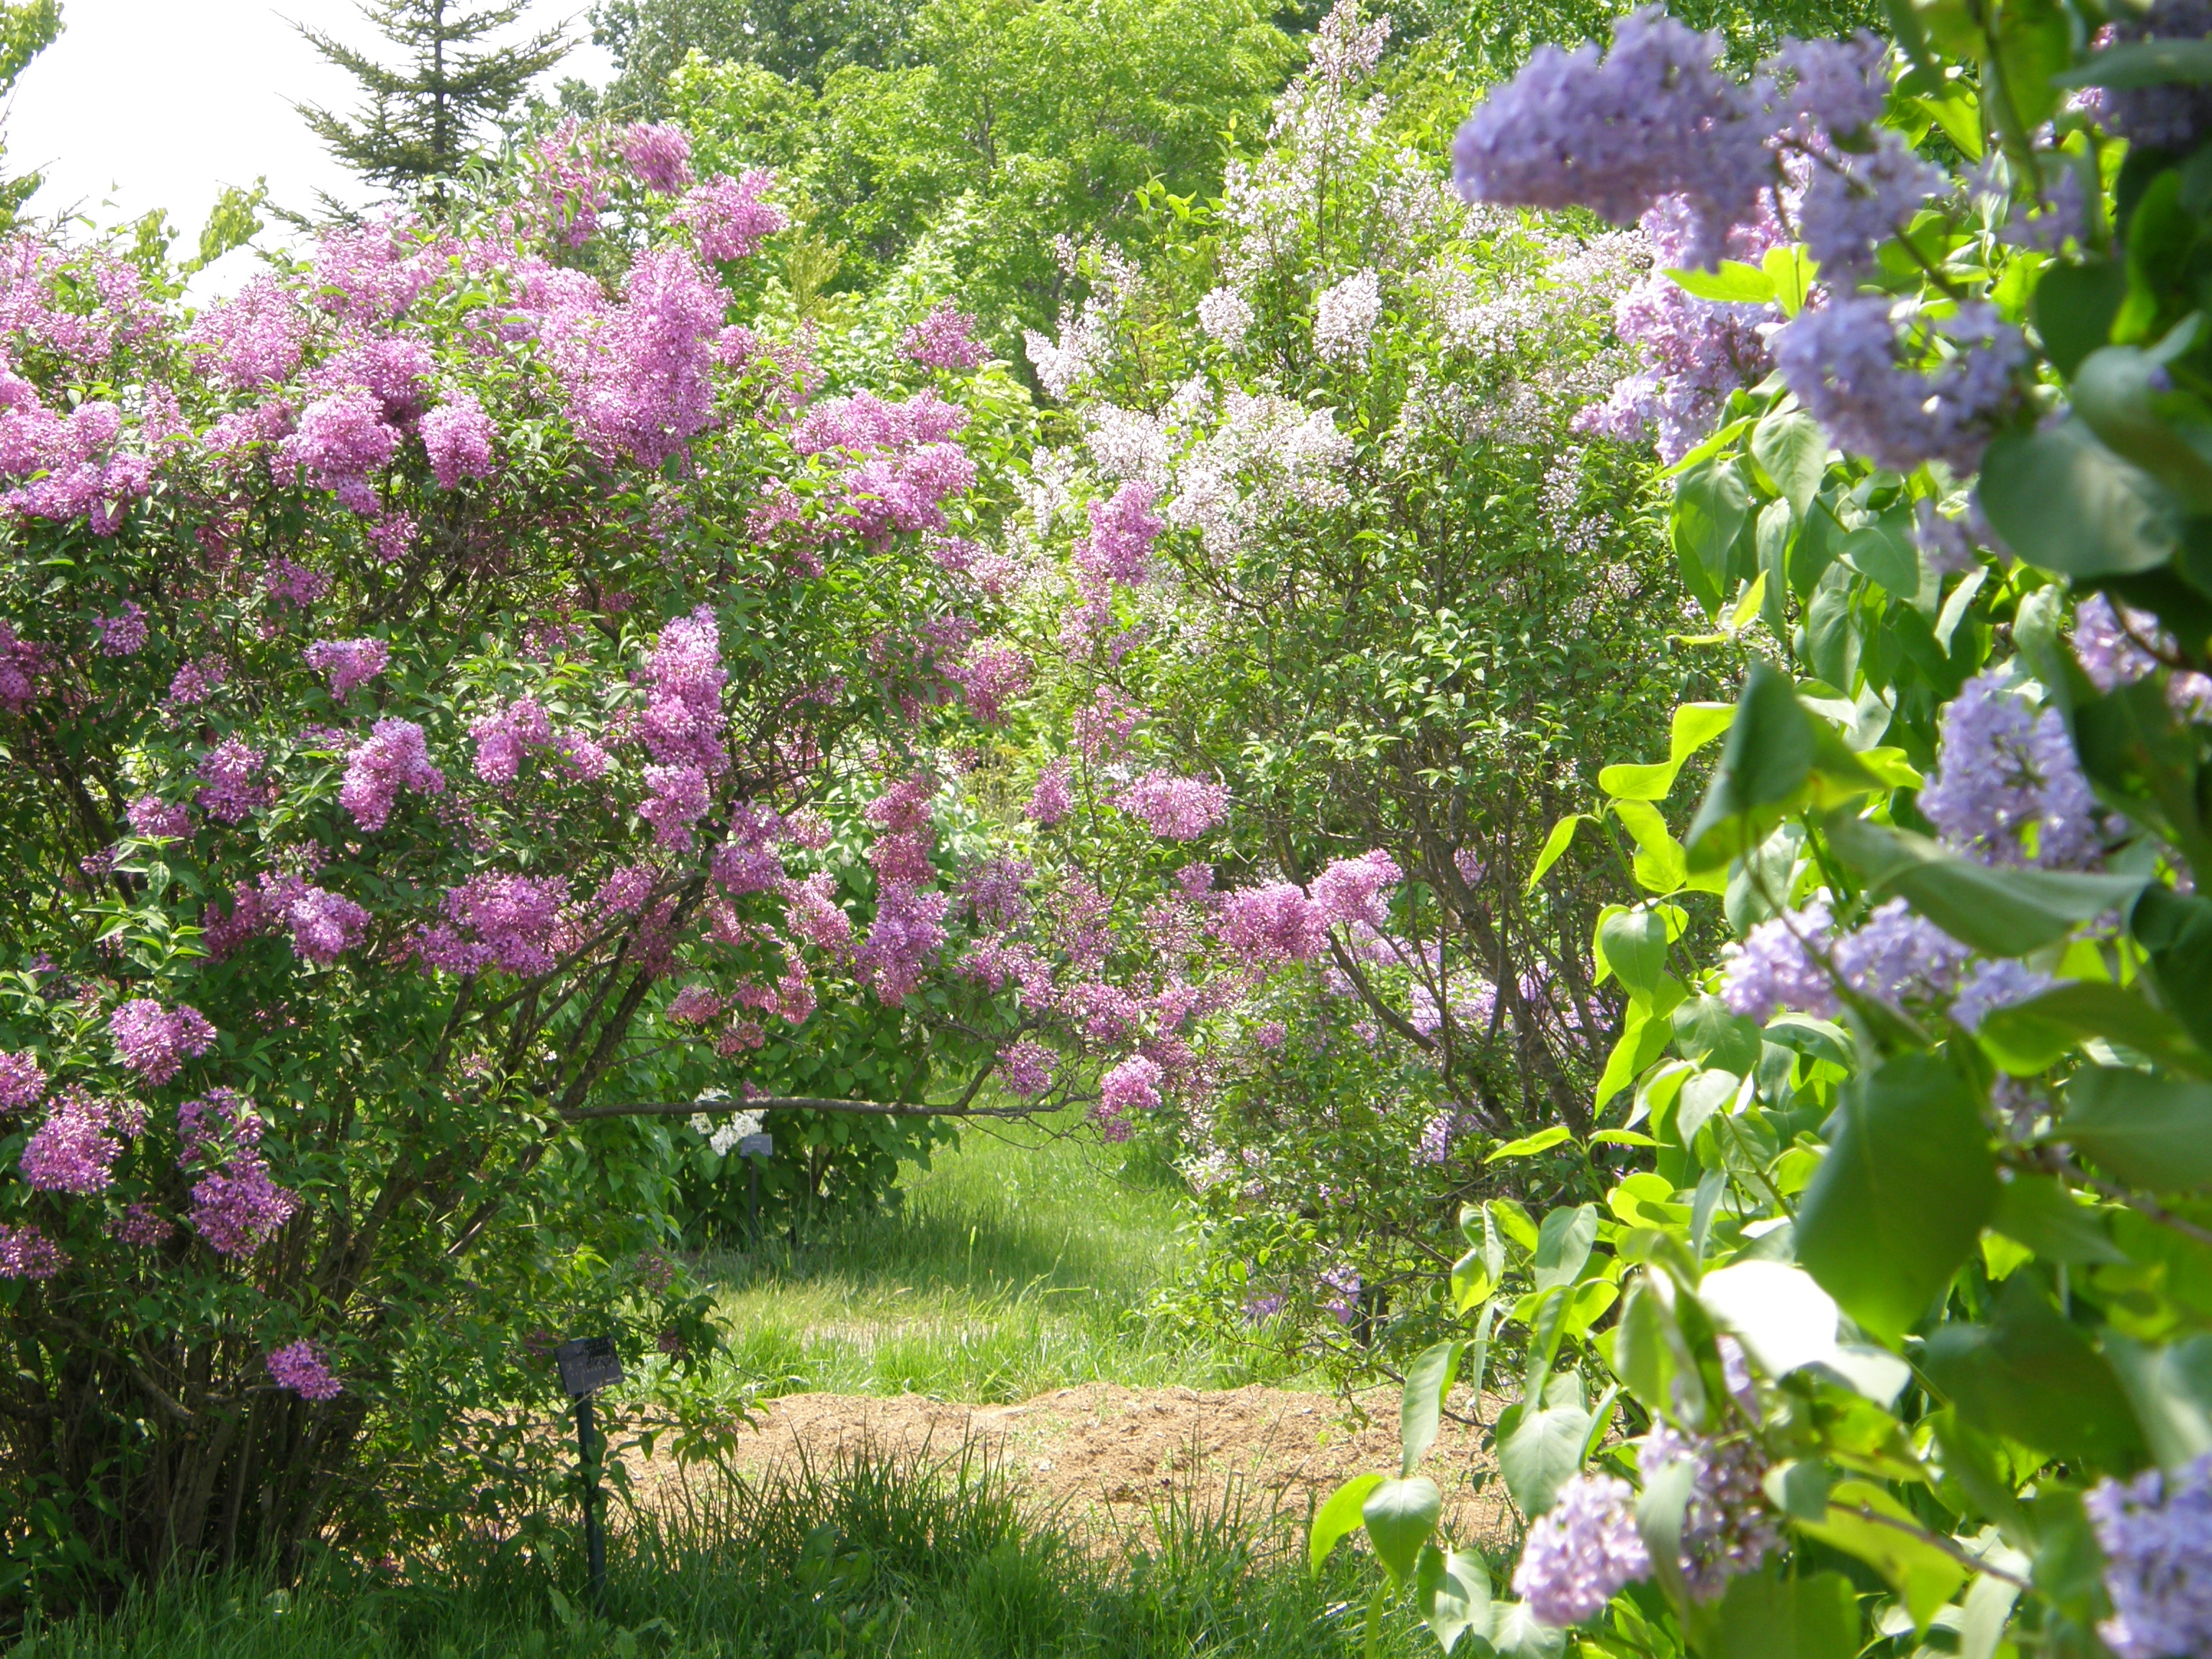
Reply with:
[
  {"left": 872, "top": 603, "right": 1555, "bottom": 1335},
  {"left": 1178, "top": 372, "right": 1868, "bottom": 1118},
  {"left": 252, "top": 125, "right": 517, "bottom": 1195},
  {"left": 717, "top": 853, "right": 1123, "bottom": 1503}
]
[{"left": 554, "top": 1336, "right": 624, "bottom": 1616}]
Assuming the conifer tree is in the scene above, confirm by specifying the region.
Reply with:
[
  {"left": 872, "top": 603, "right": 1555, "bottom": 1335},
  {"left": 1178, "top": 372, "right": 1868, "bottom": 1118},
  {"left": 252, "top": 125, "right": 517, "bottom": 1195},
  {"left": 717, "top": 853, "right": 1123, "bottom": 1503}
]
[{"left": 295, "top": 0, "right": 572, "bottom": 195}]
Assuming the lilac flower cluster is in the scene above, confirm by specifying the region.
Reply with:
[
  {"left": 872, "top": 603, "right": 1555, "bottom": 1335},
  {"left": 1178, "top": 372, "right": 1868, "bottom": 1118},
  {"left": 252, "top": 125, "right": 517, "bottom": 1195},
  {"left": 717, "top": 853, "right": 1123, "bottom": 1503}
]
[
  {"left": 262, "top": 875, "right": 372, "bottom": 966},
  {"left": 1115, "top": 771, "right": 1228, "bottom": 841},
  {"left": 1316, "top": 1263, "right": 1362, "bottom": 1324},
  {"left": 304, "top": 636, "right": 389, "bottom": 699},
  {"left": 0, "top": 1222, "right": 65, "bottom": 1279},
  {"left": 858, "top": 881, "right": 950, "bottom": 1004},
  {"left": 1771, "top": 299, "right": 2025, "bottom": 476},
  {"left": 469, "top": 697, "right": 552, "bottom": 783},
  {"left": 1311, "top": 850, "right": 1401, "bottom": 927},
  {"left": 1074, "top": 480, "right": 1162, "bottom": 588},
  {"left": 788, "top": 390, "right": 977, "bottom": 544},
  {"left": 1449, "top": 9, "right": 1780, "bottom": 272},
  {"left": 94, "top": 601, "right": 148, "bottom": 657},
  {"left": 672, "top": 171, "right": 786, "bottom": 263},
  {"left": 1636, "top": 1426, "right": 1781, "bottom": 1599},
  {"left": 1920, "top": 672, "right": 2103, "bottom": 869},
  {"left": 1513, "top": 1473, "right": 1653, "bottom": 1627},
  {"left": 710, "top": 808, "right": 786, "bottom": 897},
  {"left": 266, "top": 1339, "right": 344, "bottom": 1402},
  {"left": 541, "top": 246, "right": 723, "bottom": 468},
  {"left": 1028, "top": 761, "right": 1074, "bottom": 826},
  {"left": 341, "top": 718, "right": 446, "bottom": 832},
  {"left": 126, "top": 795, "right": 190, "bottom": 840},
  {"left": 0, "top": 619, "right": 41, "bottom": 709},
  {"left": 620, "top": 122, "right": 694, "bottom": 194},
  {"left": 951, "top": 639, "right": 1032, "bottom": 726},
  {"left": 418, "top": 873, "right": 567, "bottom": 976},
  {"left": 184, "top": 274, "right": 308, "bottom": 392},
  {"left": 109, "top": 999, "right": 215, "bottom": 1084},
  {"left": 178, "top": 1087, "right": 299, "bottom": 1257},
  {"left": 531, "top": 121, "right": 615, "bottom": 248},
  {"left": 2105, "top": 1, "right": 2212, "bottom": 152},
  {"left": 999, "top": 1037, "right": 1056, "bottom": 1097},
  {"left": 2086, "top": 1452, "right": 2212, "bottom": 1659},
  {"left": 904, "top": 301, "right": 988, "bottom": 371},
  {"left": 1313, "top": 269, "right": 1382, "bottom": 364},
  {"left": 0, "top": 1048, "right": 45, "bottom": 1109},
  {"left": 2074, "top": 593, "right": 2212, "bottom": 722},
  {"left": 194, "top": 737, "right": 269, "bottom": 824},
  {"left": 20, "top": 1089, "right": 120, "bottom": 1194},
  {"left": 1216, "top": 883, "right": 1329, "bottom": 966},
  {"left": 421, "top": 394, "right": 496, "bottom": 489},
  {"left": 1951, "top": 958, "right": 2056, "bottom": 1033},
  {"left": 0, "top": 389, "right": 152, "bottom": 534}
]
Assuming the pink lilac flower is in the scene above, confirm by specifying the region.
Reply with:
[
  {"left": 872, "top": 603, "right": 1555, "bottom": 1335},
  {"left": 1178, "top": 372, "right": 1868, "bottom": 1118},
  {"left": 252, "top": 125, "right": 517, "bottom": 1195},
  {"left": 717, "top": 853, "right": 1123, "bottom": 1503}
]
[
  {"left": 0, "top": 619, "right": 42, "bottom": 709},
  {"left": 305, "top": 637, "right": 390, "bottom": 699},
  {"left": 621, "top": 121, "right": 694, "bottom": 192},
  {"left": 419, "top": 873, "right": 567, "bottom": 975},
  {"left": 638, "top": 605, "right": 729, "bottom": 773},
  {"left": 1255, "top": 1020, "right": 1287, "bottom": 1049},
  {"left": 2086, "top": 1450, "right": 2212, "bottom": 1659},
  {"left": 672, "top": 170, "right": 786, "bottom": 261},
  {"left": 1115, "top": 771, "right": 1228, "bottom": 841},
  {"left": 1513, "top": 1473, "right": 1653, "bottom": 1627},
  {"left": 262, "top": 875, "right": 371, "bottom": 965},
  {"left": 904, "top": 301, "right": 986, "bottom": 370},
  {"left": 266, "top": 1339, "right": 343, "bottom": 1402},
  {"left": 858, "top": 882, "right": 949, "bottom": 1003},
  {"left": 1217, "top": 883, "right": 1328, "bottom": 965},
  {"left": 1074, "top": 482, "right": 1162, "bottom": 588},
  {"left": 786, "top": 873, "right": 855, "bottom": 956},
  {"left": 1920, "top": 672, "right": 2103, "bottom": 869},
  {"left": 1772, "top": 297, "right": 2025, "bottom": 477},
  {"left": 178, "top": 1087, "right": 298, "bottom": 1256},
  {"left": 280, "top": 388, "right": 399, "bottom": 508},
  {"left": 127, "top": 796, "right": 190, "bottom": 840},
  {"left": 113, "top": 1203, "right": 171, "bottom": 1246},
  {"left": 1074, "top": 688, "right": 1141, "bottom": 762},
  {"left": 0, "top": 1048, "right": 44, "bottom": 1110},
  {"left": 109, "top": 999, "right": 216, "bottom": 1084},
  {"left": 470, "top": 697, "right": 552, "bottom": 783},
  {"left": 999, "top": 1038, "right": 1055, "bottom": 1097},
  {"left": 1027, "top": 761, "right": 1073, "bottom": 826},
  {"left": 786, "top": 390, "right": 976, "bottom": 542},
  {"left": 340, "top": 717, "right": 446, "bottom": 832},
  {"left": 640, "top": 763, "right": 711, "bottom": 850},
  {"left": 1450, "top": 7, "right": 1778, "bottom": 272},
  {"left": 1100, "top": 1054, "right": 1164, "bottom": 1116},
  {"left": 0, "top": 1222, "right": 65, "bottom": 1278},
  {"left": 0, "top": 397, "right": 153, "bottom": 533},
  {"left": 185, "top": 274, "right": 308, "bottom": 392},
  {"left": 711, "top": 806, "right": 786, "bottom": 895},
  {"left": 542, "top": 246, "right": 722, "bottom": 467},
  {"left": 1310, "top": 850, "right": 1400, "bottom": 927},
  {"left": 94, "top": 601, "right": 148, "bottom": 657},
  {"left": 1636, "top": 1426, "right": 1781, "bottom": 1600},
  {"left": 421, "top": 393, "right": 497, "bottom": 488},
  {"left": 952, "top": 640, "right": 1031, "bottom": 725},
  {"left": 20, "top": 1090, "right": 119, "bottom": 1193},
  {"left": 167, "top": 654, "right": 227, "bottom": 706},
  {"left": 665, "top": 984, "right": 727, "bottom": 1025}
]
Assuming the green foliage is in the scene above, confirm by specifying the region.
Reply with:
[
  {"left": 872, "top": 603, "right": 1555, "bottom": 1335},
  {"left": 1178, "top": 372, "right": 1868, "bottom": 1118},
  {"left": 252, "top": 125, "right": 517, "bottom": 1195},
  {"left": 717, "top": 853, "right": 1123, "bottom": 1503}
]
[
  {"left": 588, "top": 0, "right": 917, "bottom": 110},
  {"left": 665, "top": 0, "right": 1298, "bottom": 336},
  {"left": 295, "top": 0, "right": 573, "bottom": 194}
]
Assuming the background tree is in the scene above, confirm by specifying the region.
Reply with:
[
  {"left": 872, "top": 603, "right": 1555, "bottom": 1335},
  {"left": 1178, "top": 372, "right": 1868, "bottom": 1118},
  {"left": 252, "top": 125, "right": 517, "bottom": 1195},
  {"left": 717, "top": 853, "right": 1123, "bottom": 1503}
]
[
  {"left": 294, "top": 0, "right": 572, "bottom": 197},
  {"left": 585, "top": 0, "right": 916, "bottom": 112},
  {"left": 0, "top": 0, "right": 60, "bottom": 230}
]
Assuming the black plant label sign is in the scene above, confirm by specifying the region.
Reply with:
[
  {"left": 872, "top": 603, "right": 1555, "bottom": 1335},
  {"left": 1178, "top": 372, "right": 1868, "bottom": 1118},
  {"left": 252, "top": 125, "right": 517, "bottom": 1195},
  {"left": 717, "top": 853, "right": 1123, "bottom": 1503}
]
[{"left": 554, "top": 1336, "right": 623, "bottom": 1399}]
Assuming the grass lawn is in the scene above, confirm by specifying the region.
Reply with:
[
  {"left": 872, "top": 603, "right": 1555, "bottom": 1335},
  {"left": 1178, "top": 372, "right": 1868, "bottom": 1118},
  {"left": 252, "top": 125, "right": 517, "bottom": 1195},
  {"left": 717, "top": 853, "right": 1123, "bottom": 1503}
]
[{"left": 698, "top": 1112, "right": 1288, "bottom": 1401}]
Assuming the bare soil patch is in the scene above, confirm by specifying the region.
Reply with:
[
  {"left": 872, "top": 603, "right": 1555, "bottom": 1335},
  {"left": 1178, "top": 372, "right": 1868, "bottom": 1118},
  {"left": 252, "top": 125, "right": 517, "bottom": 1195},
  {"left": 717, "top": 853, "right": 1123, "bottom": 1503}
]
[{"left": 675, "top": 1382, "right": 1511, "bottom": 1547}]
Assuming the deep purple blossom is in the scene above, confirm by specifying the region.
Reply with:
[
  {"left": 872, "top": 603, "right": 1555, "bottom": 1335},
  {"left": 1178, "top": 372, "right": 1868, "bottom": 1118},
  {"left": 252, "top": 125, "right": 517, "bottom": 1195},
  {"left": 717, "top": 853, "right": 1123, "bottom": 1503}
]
[
  {"left": 109, "top": 999, "right": 216, "bottom": 1084},
  {"left": 0, "top": 1048, "right": 44, "bottom": 1110},
  {"left": 20, "top": 1091, "right": 119, "bottom": 1193},
  {"left": 266, "top": 1339, "right": 343, "bottom": 1402},
  {"left": 126, "top": 795, "right": 190, "bottom": 840},
  {"left": 2105, "top": 1, "right": 2212, "bottom": 151},
  {"left": 304, "top": 637, "right": 390, "bottom": 699},
  {"left": 179, "top": 1088, "right": 299, "bottom": 1257},
  {"left": 0, "top": 1222, "right": 65, "bottom": 1278},
  {"left": 341, "top": 718, "right": 446, "bottom": 832}
]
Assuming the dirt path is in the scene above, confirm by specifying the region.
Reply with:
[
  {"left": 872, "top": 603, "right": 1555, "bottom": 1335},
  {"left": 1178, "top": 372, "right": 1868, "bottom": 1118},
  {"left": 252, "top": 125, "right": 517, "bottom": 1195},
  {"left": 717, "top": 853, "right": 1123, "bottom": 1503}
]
[{"left": 684, "top": 1382, "right": 1511, "bottom": 1546}]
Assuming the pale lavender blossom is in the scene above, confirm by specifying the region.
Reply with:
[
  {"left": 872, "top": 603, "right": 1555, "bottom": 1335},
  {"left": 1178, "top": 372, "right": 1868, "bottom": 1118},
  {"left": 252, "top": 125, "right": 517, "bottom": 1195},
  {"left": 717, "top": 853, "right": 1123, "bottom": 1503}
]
[
  {"left": 1772, "top": 297, "right": 2025, "bottom": 475},
  {"left": 1636, "top": 1426, "right": 1781, "bottom": 1599},
  {"left": 1513, "top": 1473, "right": 1653, "bottom": 1627},
  {"left": 1951, "top": 958, "right": 2056, "bottom": 1033},
  {"left": 1920, "top": 672, "right": 2103, "bottom": 869},
  {"left": 1313, "top": 269, "right": 1382, "bottom": 364},
  {"left": 2086, "top": 1452, "right": 2212, "bottom": 1659},
  {"left": 1797, "top": 129, "right": 1946, "bottom": 279},
  {"left": 1720, "top": 899, "right": 1839, "bottom": 1022},
  {"left": 2074, "top": 593, "right": 2212, "bottom": 722},
  {"left": 1829, "top": 898, "right": 1972, "bottom": 1008},
  {"left": 1318, "top": 1262, "right": 1363, "bottom": 1324}
]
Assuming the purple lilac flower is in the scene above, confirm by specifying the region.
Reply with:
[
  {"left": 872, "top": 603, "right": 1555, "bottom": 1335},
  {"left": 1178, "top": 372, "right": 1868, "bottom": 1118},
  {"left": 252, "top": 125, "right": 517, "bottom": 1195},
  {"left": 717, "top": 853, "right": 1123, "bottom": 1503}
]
[
  {"left": 20, "top": 1090, "right": 119, "bottom": 1193},
  {"left": 2106, "top": 1, "right": 2212, "bottom": 152},
  {"left": 1100, "top": 1054, "right": 1164, "bottom": 1116},
  {"left": 340, "top": 717, "right": 445, "bottom": 832},
  {"left": 0, "top": 1222, "right": 65, "bottom": 1279},
  {"left": 1417, "top": 1110, "right": 1477, "bottom": 1164},
  {"left": 1771, "top": 297, "right": 2025, "bottom": 476},
  {"left": 126, "top": 795, "right": 190, "bottom": 840},
  {"left": 0, "top": 1048, "right": 44, "bottom": 1110},
  {"left": 1920, "top": 672, "right": 2103, "bottom": 869},
  {"left": 1318, "top": 1263, "right": 1363, "bottom": 1326},
  {"left": 1797, "top": 129, "right": 1946, "bottom": 279},
  {"left": 904, "top": 302, "right": 987, "bottom": 371},
  {"left": 304, "top": 637, "right": 390, "bottom": 699},
  {"left": 109, "top": 999, "right": 216, "bottom": 1084},
  {"left": 1829, "top": 898, "right": 1972, "bottom": 1007},
  {"left": 1512, "top": 1473, "right": 1653, "bottom": 1626},
  {"left": 620, "top": 122, "right": 694, "bottom": 193},
  {"left": 1771, "top": 34, "right": 1887, "bottom": 136},
  {"left": 1311, "top": 851, "right": 1401, "bottom": 927},
  {"left": 672, "top": 171, "right": 786, "bottom": 263},
  {"left": 265, "top": 1339, "right": 343, "bottom": 1402},
  {"left": 1115, "top": 771, "right": 1228, "bottom": 840},
  {"left": 2086, "top": 1452, "right": 2212, "bottom": 1659},
  {"left": 94, "top": 601, "right": 148, "bottom": 657},
  {"left": 1451, "top": 7, "right": 1778, "bottom": 271},
  {"left": 2074, "top": 593, "right": 2212, "bottom": 722},
  {"left": 1636, "top": 1426, "right": 1781, "bottom": 1599},
  {"left": 1951, "top": 958, "right": 2058, "bottom": 1033},
  {"left": 421, "top": 395, "right": 496, "bottom": 489},
  {"left": 999, "top": 1038, "right": 1055, "bottom": 1097},
  {"left": 194, "top": 737, "right": 268, "bottom": 824},
  {"left": 179, "top": 1088, "right": 299, "bottom": 1257},
  {"left": 1720, "top": 899, "right": 1839, "bottom": 1022},
  {"left": 1244, "top": 1291, "right": 1287, "bottom": 1323}
]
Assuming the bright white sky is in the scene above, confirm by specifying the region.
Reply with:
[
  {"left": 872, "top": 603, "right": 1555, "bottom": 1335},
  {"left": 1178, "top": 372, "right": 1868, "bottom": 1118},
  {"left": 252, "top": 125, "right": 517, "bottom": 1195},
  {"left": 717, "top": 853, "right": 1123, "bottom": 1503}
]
[{"left": 4, "top": 0, "right": 611, "bottom": 293}]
